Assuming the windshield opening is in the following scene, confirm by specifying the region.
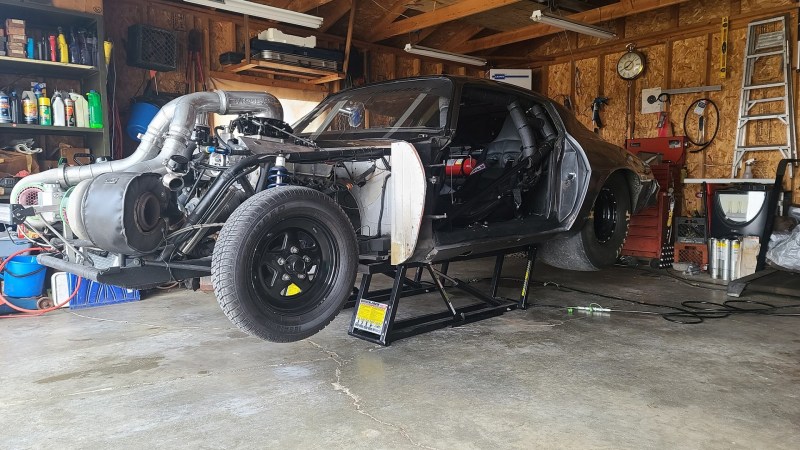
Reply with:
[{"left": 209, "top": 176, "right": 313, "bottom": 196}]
[{"left": 293, "top": 79, "right": 453, "bottom": 141}]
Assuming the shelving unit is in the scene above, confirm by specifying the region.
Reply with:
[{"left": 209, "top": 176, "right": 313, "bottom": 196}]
[{"left": 0, "top": 0, "right": 109, "bottom": 155}]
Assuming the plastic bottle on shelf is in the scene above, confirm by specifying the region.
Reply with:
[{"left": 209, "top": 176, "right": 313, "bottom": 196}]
[
  {"left": 21, "top": 91, "right": 38, "bottom": 124},
  {"left": 0, "top": 90, "right": 11, "bottom": 124},
  {"left": 87, "top": 90, "right": 102, "bottom": 128},
  {"left": 69, "top": 91, "right": 88, "bottom": 128},
  {"left": 10, "top": 91, "right": 20, "bottom": 124},
  {"left": 52, "top": 91, "right": 66, "bottom": 126},
  {"left": 65, "top": 95, "right": 76, "bottom": 127},
  {"left": 58, "top": 28, "right": 69, "bottom": 64},
  {"left": 38, "top": 96, "right": 52, "bottom": 126}
]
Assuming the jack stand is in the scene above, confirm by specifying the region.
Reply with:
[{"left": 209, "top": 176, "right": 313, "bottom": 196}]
[{"left": 347, "top": 246, "right": 537, "bottom": 346}]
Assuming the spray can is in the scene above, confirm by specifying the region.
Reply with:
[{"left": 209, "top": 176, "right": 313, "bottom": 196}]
[
  {"left": 27, "top": 38, "right": 35, "bottom": 59},
  {"left": 719, "top": 239, "right": 731, "bottom": 282},
  {"left": 65, "top": 95, "right": 76, "bottom": 127},
  {"left": 52, "top": 91, "right": 66, "bottom": 127},
  {"left": 58, "top": 28, "right": 69, "bottom": 64},
  {"left": 21, "top": 91, "right": 38, "bottom": 124},
  {"left": 709, "top": 238, "right": 719, "bottom": 279},
  {"left": 49, "top": 35, "right": 57, "bottom": 62},
  {"left": 729, "top": 238, "right": 741, "bottom": 281},
  {"left": 38, "top": 96, "right": 52, "bottom": 126}
]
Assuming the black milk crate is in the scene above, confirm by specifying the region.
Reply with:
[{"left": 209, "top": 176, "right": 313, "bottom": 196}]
[
  {"left": 676, "top": 217, "right": 707, "bottom": 244},
  {"left": 127, "top": 24, "right": 178, "bottom": 72}
]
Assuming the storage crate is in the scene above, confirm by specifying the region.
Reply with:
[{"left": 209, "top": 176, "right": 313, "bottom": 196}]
[
  {"left": 676, "top": 217, "right": 707, "bottom": 244},
  {"left": 675, "top": 243, "right": 709, "bottom": 270},
  {"left": 67, "top": 274, "right": 141, "bottom": 309},
  {"left": 127, "top": 24, "right": 178, "bottom": 72}
]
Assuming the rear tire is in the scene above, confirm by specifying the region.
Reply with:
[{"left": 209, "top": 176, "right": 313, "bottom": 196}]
[
  {"left": 539, "top": 173, "right": 631, "bottom": 271},
  {"left": 212, "top": 186, "right": 358, "bottom": 342}
]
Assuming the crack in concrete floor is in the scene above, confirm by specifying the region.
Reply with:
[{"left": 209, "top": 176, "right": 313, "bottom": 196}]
[{"left": 307, "top": 340, "right": 439, "bottom": 450}]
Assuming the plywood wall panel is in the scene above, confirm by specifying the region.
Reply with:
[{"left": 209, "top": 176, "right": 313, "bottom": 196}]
[
  {"left": 547, "top": 62, "right": 572, "bottom": 100},
  {"left": 369, "top": 52, "right": 396, "bottom": 83},
  {"left": 601, "top": 51, "right": 628, "bottom": 146},
  {"left": 679, "top": 0, "right": 732, "bottom": 26},
  {"left": 740, "top": 0, "right": 794, "bottom": 13},
  {"left": 625, "top": 8, "right": 673, "bottom": 37},
  {"left": 633, "top": 44, "right": 667, "bottom": 139},
  {"left": 573, "top": 58, "right": 599, "bottom": 130}
]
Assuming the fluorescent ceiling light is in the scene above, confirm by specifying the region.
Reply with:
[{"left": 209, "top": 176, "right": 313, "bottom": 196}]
[
  {"left": 531, "top": 10, "right": 616, "bottom": 39},
  {"left": 183, "top": 0, "right": 323, "bottom": 29},
  {"left": 404, "top": 44, "right": 487, "bottom": 67}
]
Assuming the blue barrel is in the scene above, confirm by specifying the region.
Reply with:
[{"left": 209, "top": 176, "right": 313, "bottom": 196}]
[
  {"left": 126, "top": 101, "right": 160, "bottom": 141},
  {"left": 2, "top": 256, "right": 47, "bottom": 298}
]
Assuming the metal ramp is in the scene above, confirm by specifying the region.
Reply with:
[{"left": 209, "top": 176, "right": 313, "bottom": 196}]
[{"left": 732, "top": 16, "right": 797, "bottom": 178}]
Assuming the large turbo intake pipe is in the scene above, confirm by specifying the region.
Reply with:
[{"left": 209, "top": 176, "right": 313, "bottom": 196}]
[{"left": 11, "top": 90, "right": 283, "bottom": 202}]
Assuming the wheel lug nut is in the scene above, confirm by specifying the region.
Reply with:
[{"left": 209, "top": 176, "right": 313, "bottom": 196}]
[
  {"left": 277, "top": 258, "right": 286, "bottom": 265},
  {"left": 282, "top": 274, "right": 291, "bottom": 281},
  {"left": 290, "top": 246, "right": 299, "bottom": 254},
  {"left": 302, "top": 256, "right": 311, "bottom": 263},
  {"left": 297, "top": 274, "right": 306, "bottom": 279}
]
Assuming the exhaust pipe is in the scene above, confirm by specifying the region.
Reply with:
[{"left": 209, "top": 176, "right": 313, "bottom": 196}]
[{"left": 11, "top": 90, "right": 283, "bottom": 202}]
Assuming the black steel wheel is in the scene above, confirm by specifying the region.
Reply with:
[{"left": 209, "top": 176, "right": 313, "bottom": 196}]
[
  {"left": 212, "top": 186, "right": 358, "bottom": 342},
  {"left": 539, "top": 173, "right": 631, "bottom": 271}
]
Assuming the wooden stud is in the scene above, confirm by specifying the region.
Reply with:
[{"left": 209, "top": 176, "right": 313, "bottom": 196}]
[{"left": 370, "top": 0, "right": 520, "bottom": 43}]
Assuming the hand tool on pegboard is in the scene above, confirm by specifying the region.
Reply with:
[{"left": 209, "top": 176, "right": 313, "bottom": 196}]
[{"left": 185, "top": 30, "right": 207, "bottom": 94}]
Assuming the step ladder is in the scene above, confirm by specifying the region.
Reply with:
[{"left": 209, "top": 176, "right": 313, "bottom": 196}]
[{"left": 732, "top": 16, "right": 797, "bottom": 178}]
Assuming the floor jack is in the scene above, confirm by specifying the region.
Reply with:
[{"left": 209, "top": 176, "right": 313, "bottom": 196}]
[{"left": 347, "top": 246, "right": 537, "bottom": 346}]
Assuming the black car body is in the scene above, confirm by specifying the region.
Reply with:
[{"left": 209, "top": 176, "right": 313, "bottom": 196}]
[{"left": 7, "top": 76, "right": 656, "bottom": 341}]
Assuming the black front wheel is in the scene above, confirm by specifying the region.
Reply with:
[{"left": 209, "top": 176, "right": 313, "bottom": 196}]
[{"left": 212, "top": 186, "right": 358, "bottom": 342}]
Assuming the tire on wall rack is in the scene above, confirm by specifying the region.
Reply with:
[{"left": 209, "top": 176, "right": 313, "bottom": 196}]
[
  {"left": 539, "top": 173, "right": 631, "bottom": 271},
  {"left": 212, "top": 186, "right": 359, "bottom": 342}
]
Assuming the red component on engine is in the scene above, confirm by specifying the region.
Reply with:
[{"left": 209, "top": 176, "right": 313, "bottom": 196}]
[{"left": 445, "top": 157, "right": 477, "bottom": 177}]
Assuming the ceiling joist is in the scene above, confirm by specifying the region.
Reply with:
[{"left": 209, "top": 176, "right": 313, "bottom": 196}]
[
  {"left": 369, "top": 0, "right": 522, "bottom": 43},
  {"left": 455, "top": 0, "right": 691, "bottom": 53}
]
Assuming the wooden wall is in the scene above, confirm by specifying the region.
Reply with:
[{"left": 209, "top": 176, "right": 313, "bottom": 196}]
[{"left": 536, "top": 0, "right": 800, "bottom": 213}]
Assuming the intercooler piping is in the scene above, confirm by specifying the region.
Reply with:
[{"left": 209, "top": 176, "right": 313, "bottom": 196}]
[{"left": 10, "top": 90, "right": 284, "bottom": 202}]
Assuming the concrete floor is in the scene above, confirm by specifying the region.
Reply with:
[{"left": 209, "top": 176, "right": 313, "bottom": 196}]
[{"left": 2, "top": 258, "right": 799, "bottom": 449}]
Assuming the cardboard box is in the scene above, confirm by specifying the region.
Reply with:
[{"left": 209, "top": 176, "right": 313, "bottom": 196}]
[
  {"left": 58, "top": 145, "right": 92, "bottom": 166},
  {"left": 5, "top": 19, "right": 25, "bottom": 27},
  {"left": 7, "top": 34, "right": 27, "bottom": 44},
  {"left": 52, "top": 0, "right": 103, "bottom": 15}
]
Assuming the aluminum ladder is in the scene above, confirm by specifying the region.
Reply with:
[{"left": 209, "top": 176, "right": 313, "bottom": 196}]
[{"left": 732, "top": 15, "right": 797, "bottom": 177}]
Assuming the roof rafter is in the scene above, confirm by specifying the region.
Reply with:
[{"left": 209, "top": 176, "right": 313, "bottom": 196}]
[
  {"left": 455, "top": 0, "right": 690, "bottom": 53},
  {"left": 369, "top": 0, "right": 522, "bottom": 43}
]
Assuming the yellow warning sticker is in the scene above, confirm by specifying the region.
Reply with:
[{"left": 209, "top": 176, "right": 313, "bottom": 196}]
[{"left": 353, "top": 300, "right": 388, "bottom": 335}]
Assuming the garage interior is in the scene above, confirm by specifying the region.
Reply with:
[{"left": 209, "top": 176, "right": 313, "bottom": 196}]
[{"left": 1, "top": 0, "right": 800, "bottom": 448}]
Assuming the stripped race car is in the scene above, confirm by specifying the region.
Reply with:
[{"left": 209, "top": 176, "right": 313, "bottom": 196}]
[{"left": 3, "top": 76, "right": 657, "bottom": 342}]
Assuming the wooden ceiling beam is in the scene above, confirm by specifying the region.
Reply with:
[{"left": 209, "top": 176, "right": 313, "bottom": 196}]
[
  {"left": 440, "top": 24, "right": 484, "bottom": 52},
  {"left": 286, "top": 0, "right": 337, "bottom": 13},
  {"left": 364, "top": 0, "right": 409, "bottom": 42},
  {"left": 318, "top": 0, "right": 351, "bottom": 33},
  {"left": 455, "top": 0, "right": 691, "bottom": 53},
  {"left": 369, "top": 0, "right": 522, "bottom": 43}
]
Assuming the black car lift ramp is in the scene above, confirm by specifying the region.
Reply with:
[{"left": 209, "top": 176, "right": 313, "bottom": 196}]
[{"left": 347, "top": 246, "right": 537, "bottom": 346}]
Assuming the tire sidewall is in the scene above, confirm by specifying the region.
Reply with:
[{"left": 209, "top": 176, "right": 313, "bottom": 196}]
[{"left": 215, "top": 187, "right": 358, "bottom": 340}]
